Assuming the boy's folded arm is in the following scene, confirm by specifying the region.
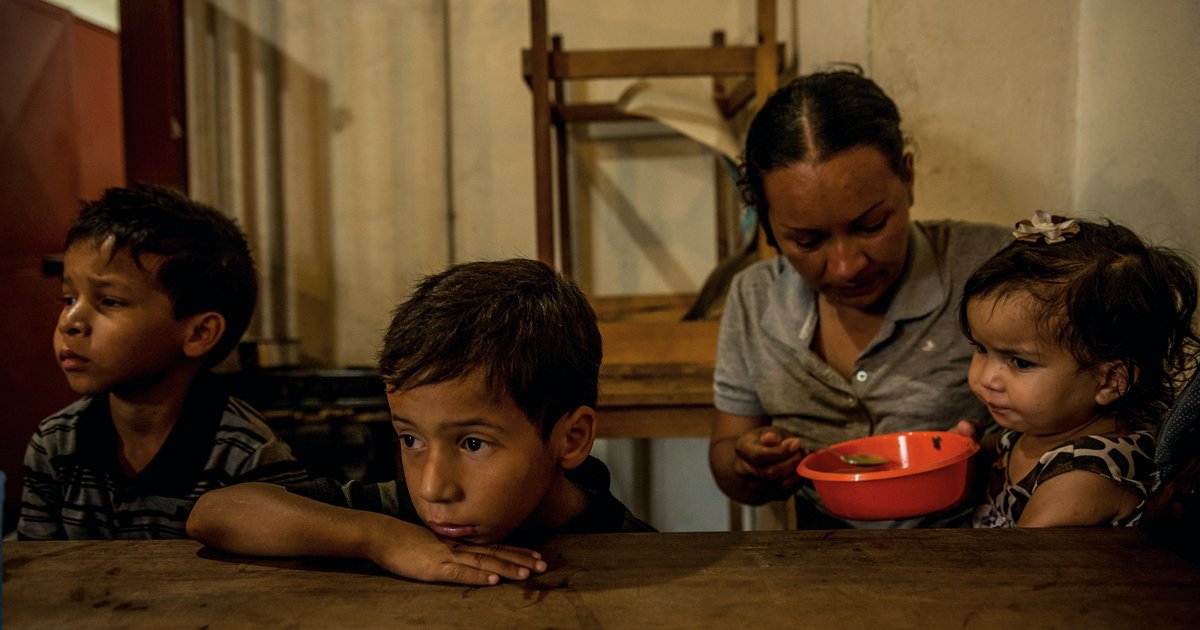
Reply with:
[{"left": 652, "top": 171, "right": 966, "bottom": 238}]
[
  {"left": 186, "top": 482, "right": 380, "bottom": 558},
  {"left": 186, "top": 483, "right": 546, "bottom": 585}
]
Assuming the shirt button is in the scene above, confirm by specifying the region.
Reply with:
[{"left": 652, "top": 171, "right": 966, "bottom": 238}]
[{"left": 855, "top": 370, "right": 868, "bottom": 382}]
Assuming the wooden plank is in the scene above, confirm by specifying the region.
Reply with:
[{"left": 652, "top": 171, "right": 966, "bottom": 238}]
[
  {"left": 599, "top": 380, "right": 712, "bottom": 407},
  {"left": 553, "top": 103, "right": 645, "bottom": 123},
  {"left": 714, "top": 42, "right": 787, "bottom": 117},
  {"left": 754, "top": 0, "right": 777, "bottom": 110},
  {"left": 120, "top": 0, "right": 187, "bottom": 189},
  {"left": 551, "top": 34, "right": 573, "bottom": 278},
  {"left": 594, "top": 320, "right": 717, "bottom": 437},
  {"left": 590, "top": 293, "right": 696, "bottom": 323},
  {"left": 529, "top": 0, "right": 553, "bottom": 266},
  {"left": 599, "top": 320, "right": 718, "bottom": 366},
  {"left": 523, "top": 45, "right": 760, "bottom": 80},
  {"left": 6, "top": 530, "right": 1199, "bottom": 628},
  {"left": 597, "top": 405, "right": 715, "bottom": 438}
]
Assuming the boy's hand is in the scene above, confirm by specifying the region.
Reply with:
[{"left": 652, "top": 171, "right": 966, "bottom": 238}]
[
  {"left": 733, "top": 426, "right": 806, "bottom": 495},
  {"left": 367, "top": 520, "right": 547, "bottom": 585}
]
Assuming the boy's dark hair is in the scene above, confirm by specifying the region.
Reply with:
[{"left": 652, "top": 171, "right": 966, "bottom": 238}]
[
  {"left": 959, "top": 218, "right": 1200, "bottom": 428},
  {"left": 379, "top": 258, "right": 601, "bottom": 439},
  {"left": 739, "top": 68, "right": 909, "bottom": 249},
  {"left": 66, "top": 184, "right": 257, "bottom": 367}
]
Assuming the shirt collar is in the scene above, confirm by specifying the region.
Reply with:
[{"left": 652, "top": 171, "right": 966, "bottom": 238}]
[
  {"left": 503, "top": 455, "right": 617, "bottom": 545},
  {"left": 74, "top": 376, "right": 228, "bottom": 495},
  {"left": 887, "top": 223, "right": 946, "bottom": 322}
]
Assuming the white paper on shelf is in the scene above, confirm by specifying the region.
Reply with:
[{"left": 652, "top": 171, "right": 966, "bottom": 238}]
[{"left": 614, "top": 80, "right": 742, "bottom": 162}]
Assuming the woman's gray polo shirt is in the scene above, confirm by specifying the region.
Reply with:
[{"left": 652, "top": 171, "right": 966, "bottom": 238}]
[{"left": 714, "top": 220, "right": 1011, "bottom": 450}]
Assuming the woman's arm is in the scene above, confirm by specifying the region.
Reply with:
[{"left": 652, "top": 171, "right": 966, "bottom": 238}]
[
  {"left": 187, "top": 483, "right": 545, "bottom": 585},
  {"left": 709, "top": 411, "right": 806, "bottom": 505}
]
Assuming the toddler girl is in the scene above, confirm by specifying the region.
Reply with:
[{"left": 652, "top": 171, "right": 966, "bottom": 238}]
[{"left": 960, "top": 212, "right": 1198, "bottom": 527}]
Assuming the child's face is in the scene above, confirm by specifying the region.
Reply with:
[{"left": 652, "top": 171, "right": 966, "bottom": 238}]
[
  {"left": 388, "top": 370, "right": 565, "bottom": 544},
  {"left": 965, "top": 293, "right": 1111, "bottom": 438},
  {"left": 55, "top": 239, "right": 190, "bottom": 396}
]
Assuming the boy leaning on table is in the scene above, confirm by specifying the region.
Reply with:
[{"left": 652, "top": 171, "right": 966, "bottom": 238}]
[
  {"left": 187, "top": 258, "right": 655, "bottom": 586},
  {"left": 18, "top": 185, "right": 308, "bottom": 540}
]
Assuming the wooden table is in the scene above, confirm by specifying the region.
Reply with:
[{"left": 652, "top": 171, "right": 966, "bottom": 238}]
[
  {"left": 5, "top": 528, "right": 1198, "bottom": 628},
  {"left": 596, "top": 320, "right": 718, "bottom": 439}
]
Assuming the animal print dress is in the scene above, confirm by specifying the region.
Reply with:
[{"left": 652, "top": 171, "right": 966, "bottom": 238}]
[{"left": 973, "top": 430, "right": 1158, "bottom": 527}]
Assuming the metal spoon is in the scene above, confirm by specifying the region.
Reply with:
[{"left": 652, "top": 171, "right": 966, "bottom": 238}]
[{"left": 839, "top": 453, "right": 890, "bottom": 466}]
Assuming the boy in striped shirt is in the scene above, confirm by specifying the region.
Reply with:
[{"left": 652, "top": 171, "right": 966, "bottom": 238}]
[{"left": 18, "top": 185, "right": 306, "bottom": 540}]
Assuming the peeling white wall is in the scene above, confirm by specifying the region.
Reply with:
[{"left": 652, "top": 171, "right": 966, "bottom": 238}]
[
  {"left": 1073, "top": 0, "right": 1200, "bottom": 256},
  {"left": 870, "top": 1, "right": 1078, "bottom": 227}
]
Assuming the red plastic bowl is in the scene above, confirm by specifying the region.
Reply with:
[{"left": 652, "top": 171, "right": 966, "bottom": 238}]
[{"left": 795, "top": 431, "right": 979, "bottom": 520}]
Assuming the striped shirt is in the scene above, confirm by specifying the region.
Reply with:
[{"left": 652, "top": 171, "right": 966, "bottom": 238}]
[{"left": 18, "top": 378, "right": 307, "bottom": 540}]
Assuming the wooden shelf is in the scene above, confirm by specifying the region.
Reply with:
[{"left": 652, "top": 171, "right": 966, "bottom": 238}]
[
  {"left": 524, "top": 0, "right": 782, "bottom": 277},
  {"left": 596, "top": 320, "right": 719, "bottom": 439}
]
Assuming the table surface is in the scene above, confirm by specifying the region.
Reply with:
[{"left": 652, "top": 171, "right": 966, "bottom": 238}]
[{"left": 5, "top": 528, "right": 1199, "bottom": 628}]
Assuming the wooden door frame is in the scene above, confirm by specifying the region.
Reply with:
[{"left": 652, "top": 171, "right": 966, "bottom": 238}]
[{"left": 119, "top": 0, "right": 187, "bottom": 190}]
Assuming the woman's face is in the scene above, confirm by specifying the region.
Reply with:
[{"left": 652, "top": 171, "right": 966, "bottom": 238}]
[{"left": 763, "top": 145, "right": 914, "bottom": 311}]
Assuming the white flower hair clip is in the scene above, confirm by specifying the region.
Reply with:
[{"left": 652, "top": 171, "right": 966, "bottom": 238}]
[{"left": 1012, "top": 210, "right": 1080, "bottom": 244}]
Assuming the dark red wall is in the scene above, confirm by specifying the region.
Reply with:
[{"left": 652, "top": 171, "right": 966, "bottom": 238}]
[{"left": 0, "top": 0, "right": 125, "bottom": 533}]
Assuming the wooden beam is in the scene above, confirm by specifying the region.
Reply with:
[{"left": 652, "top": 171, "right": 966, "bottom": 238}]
[
  {"left": 551, "top": 34, "right": 574, "bottom": 278},
  {"left": 523, "top": 45, "right": 760, "bottom": 80},
  {"left": 119, "top": 0, "right": 187, "bottom": 189},
  {"left": 529, "top": 0, "right": 554, "bottom": 266},
  {"left": 755, "top": 0, "right": 779, "bottom": 259},
  {"left": 754, "top": 0, "right": 778, "bottom": 110},
  {"left": 553, "top": 103, "right": 645, "bottom": 123},
  {"left": 596, "top": 406, "right": 715, "bottom": 439}
]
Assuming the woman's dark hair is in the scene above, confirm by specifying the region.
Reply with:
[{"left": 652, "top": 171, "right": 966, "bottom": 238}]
[
  {"left": 959, "top": 219, "right": 1200, "bottom": 428},
  {"left": 66, "top": 184, "right": 258, "bottom": 367},
  {"left": 378, "top": 258, "right": 601, "bottom": 440},
  {"left": 739, "top": 69, "right": 909, "bottom": 248}
]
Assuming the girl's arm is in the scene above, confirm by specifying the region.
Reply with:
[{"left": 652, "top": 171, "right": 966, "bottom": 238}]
[
  {"left": 186, "top": 483, "right": 545, "bottom": 585},
  {"left": 1017, "top": 471, "right": 1143, "bottom": 527}
]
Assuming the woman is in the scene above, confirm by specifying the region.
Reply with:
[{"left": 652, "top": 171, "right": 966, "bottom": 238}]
[{"left": 708, "top": 70, "right": 1009, "bottom": 527}]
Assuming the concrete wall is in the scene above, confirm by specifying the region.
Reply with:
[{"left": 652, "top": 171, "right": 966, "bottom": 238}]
[{"left": 1073, "top": 0, "right": 1200, "bottom": 256}]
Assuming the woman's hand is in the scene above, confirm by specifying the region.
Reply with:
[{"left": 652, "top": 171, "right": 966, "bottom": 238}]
[
  {"left": 948, "top": 418, "right": 1000, "bottom": 453},
  {"left": 710, "top": 413, "right": 807, "bottom": 505},
  {"left": 947, "top": 419, "right": 982, "bottom": 440},
  {"left": 733, "top": 426, "right": 806, "bottom": 486}
]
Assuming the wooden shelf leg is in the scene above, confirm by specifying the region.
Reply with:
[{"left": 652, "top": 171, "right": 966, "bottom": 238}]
[
  {"left": 530, "top": 0, "right": 554, "bottom": 267},
  {"left": 552, "top": 34, "right": 573, "bottom": 278}
]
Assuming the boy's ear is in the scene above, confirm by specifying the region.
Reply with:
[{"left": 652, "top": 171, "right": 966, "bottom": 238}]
[
  {"left": 181, "top": 311, "right": 226, "bottom": 359},
  {"left": 1094, "top": 361, "right": 1133, "bottom": 406},
  {"left": 552, "top": 406, "right": 596, "bottom": 471}
]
